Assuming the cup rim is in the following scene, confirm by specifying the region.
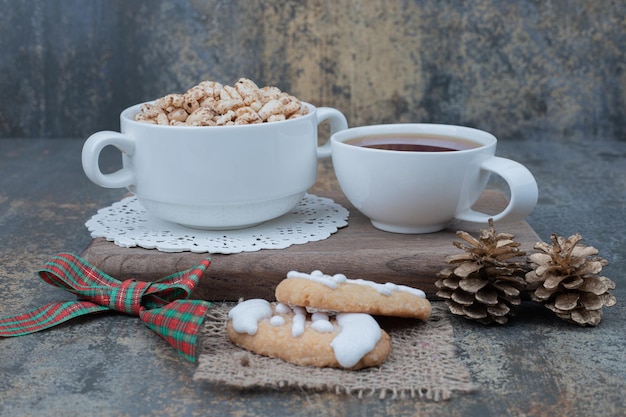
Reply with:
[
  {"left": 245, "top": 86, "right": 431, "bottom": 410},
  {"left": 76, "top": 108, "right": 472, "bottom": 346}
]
[
  {"left": 331, "top": 123, "right": 497, "bottom": 154},
  {"left": 120, "top": 101, "right": 317, "bottom": 130}
]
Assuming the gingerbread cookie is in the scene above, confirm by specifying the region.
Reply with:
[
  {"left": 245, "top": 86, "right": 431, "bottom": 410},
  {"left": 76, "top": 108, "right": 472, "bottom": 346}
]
[
  {"left": 275, "top": 270, "right": 432, "bottom": 320},
  {"left": 226, "top": 299, "right": 391, "bottom": 370}
]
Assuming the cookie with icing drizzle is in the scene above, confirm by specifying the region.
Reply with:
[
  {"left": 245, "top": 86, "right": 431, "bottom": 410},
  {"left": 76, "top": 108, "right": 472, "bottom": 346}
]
[
  {"left": 275, "top": 270, "right": 432, "bottom": 320},
  {"left": 226, "top": 299, "right": 391, "bottom": 370}
]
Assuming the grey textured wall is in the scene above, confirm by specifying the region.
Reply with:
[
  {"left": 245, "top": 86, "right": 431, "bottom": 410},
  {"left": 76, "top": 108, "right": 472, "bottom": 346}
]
[{"left": 0, "top": 0, "right": 624, "bottom": 141}]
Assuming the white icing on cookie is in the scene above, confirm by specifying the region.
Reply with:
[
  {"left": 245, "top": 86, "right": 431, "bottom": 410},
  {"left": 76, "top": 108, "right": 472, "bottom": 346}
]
[
  {"left": 287, "top": 270, "right": 426, "bottom": 298},
  {"left": 310, "top": 312, "right": 333, "bottom": 333},
  {"left": 331, "top": 313, "right": 382, "bottom": 368},
  {"left": 275, "top": 303, "right": 292, "bottom": 314},
  {"left": 311, "top": 319, "right": 334, "bottom": 333},
  {"left": 291, "top": 306, "right": 307, "bottom": 337},
  {"left": 311, "top": 312, "right": 329, "bottom": 322},
  {"left": 228, "top": 300, "right": 383, "bottom": 368},
  {"left": 287, "top": 270, "right": 346, "bottom": 288},
  {"left": 269, "top": 315, "right": 285, "bottom": 326},
  {"left": 228, "top": 299, "right": 272, "bottom": 335}
]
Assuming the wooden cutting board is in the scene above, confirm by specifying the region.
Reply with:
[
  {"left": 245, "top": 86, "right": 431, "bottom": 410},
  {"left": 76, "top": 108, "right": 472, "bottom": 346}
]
[{"left": 80, "top": 186, "right": 541, "bottom": 301}]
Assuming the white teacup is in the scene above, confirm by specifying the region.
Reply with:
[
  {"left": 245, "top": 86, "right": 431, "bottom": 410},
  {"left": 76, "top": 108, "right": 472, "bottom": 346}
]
[
  {"left": 82, "top": 102, "right": 347, "bottom": 229},
  {"left": 330, "top": 124, "right": 538, "bottom": 234}
]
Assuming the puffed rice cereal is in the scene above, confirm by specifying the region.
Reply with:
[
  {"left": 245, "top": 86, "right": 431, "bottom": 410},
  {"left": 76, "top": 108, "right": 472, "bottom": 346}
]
[{"left": 134, "top": 78, "right": 310, "bottom": 126}]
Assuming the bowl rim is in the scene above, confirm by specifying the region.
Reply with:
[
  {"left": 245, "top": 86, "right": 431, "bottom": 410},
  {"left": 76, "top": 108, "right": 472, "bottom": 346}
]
[{"left": 120, "top": 101, "right": 317, "bottom": 130}]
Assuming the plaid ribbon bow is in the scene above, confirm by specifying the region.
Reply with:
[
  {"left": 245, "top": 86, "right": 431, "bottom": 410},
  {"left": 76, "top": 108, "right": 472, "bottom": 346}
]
[{"left": 0, "top": 253, "right": 211, "bottom": 362}]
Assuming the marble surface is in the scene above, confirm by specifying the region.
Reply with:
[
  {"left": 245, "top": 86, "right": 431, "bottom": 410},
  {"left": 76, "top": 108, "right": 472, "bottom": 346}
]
[
  {"left": 0, "top": 1, "right": 624, "bottom": 414},
  {"left": 0, "top": 0, "right": 624, "bottom": 142},
  {"left": 0, "top": 137, "right": 624, "bottom": 416}
]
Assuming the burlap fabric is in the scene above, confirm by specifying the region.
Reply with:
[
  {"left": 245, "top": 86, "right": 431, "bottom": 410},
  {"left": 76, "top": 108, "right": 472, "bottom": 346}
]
[{"left": 193, "top": 302, "right": 476, "bottom": 401}]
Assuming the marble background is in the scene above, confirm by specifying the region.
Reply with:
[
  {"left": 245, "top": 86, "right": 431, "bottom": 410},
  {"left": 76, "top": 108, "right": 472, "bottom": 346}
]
[{"left": 0, "top": 0, "right": 624, "bottom": 141}]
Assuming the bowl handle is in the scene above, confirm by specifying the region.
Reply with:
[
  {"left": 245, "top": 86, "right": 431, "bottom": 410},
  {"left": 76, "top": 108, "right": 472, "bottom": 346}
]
[
  {"left": 315, "top": 107, "right": 348, "bottom": 159},
  {"left": 82, "top": 131, "right": 136, "bottom": 188}
]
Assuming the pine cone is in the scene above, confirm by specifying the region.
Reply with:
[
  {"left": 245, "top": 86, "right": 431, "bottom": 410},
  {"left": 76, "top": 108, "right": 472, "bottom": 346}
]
[
  {"left": 525, "top": 233, "right": 617, "bottom": 326},
  {"left": 435, "top": 219, "right": 529, "bottom": 324}
]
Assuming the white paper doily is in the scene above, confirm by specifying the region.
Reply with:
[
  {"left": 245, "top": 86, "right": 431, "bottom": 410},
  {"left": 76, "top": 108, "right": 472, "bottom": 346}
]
[{"left": 85, "top": 194, "right": 349, "bottom": 254}]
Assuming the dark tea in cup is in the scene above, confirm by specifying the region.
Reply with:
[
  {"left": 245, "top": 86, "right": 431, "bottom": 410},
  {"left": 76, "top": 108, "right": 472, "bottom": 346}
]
[
  {"left": 346, "top": 133, "right": 481, "bottom": 152},
  {"left": 330, "top": 123, "right": 538, "bottom": 233}
]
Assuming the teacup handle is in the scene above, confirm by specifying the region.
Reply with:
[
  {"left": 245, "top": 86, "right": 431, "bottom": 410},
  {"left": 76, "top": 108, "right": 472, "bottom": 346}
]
[
  {"left": 316, "top": 107, "right": 348, "bottom": 159},
  {"left": 454, "top": 156, "right": 538, "bottom": 224},
  {"left": 82, "top": 131, "right": 136, "bottom": 188}
]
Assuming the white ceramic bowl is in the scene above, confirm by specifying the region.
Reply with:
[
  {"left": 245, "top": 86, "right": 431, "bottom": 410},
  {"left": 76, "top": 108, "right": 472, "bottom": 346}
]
[{"left": 82, "top": 102, "right": 347, "bottom": 229}]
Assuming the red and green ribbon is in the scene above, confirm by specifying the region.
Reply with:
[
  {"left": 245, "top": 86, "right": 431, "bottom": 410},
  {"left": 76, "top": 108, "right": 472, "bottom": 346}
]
[{"left": 0, "top": 253, "right": 211, "bottom": 362}]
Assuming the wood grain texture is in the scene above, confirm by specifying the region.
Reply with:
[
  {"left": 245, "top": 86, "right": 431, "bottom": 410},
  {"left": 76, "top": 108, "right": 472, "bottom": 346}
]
[{"left": 80, "top": 188, "right": 540, "bottom": 301}]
